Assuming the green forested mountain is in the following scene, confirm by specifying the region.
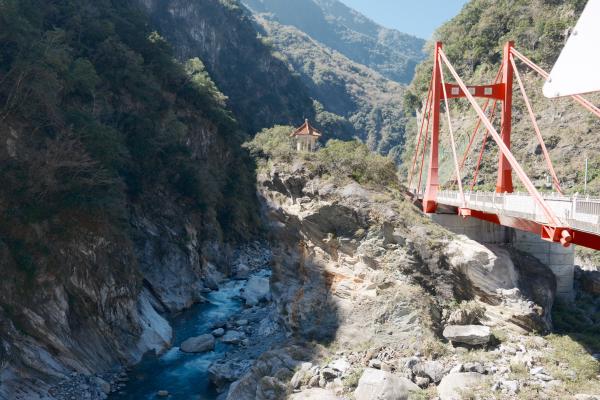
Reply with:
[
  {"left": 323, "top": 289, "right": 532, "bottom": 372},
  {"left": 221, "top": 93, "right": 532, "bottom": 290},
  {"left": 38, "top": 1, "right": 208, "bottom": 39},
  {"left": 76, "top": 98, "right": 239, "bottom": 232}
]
[
  {"left": 0, "top": 0, "right": 318, "bottom": 395},
  {"left": 242, "top": 0, "right": 425, "bottom": 84},
  {"left": 0, "top": 0, "right": 261, "bottom": 240},
  {"left": 255, "top": 17, "right": 407, "bottom": 159},
  {"left": 402, "top": 0, "right": 600, "bottom": 194},
  {"left": 138, "top": 0, "right": 316, "bottom": 135}
]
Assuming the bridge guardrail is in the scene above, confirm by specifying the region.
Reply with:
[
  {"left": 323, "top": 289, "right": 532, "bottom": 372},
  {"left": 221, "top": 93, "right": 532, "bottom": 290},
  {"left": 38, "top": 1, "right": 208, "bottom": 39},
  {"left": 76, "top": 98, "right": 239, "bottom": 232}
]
[{"left": 435, "top": 190, "right": 600, "bottom": 236}]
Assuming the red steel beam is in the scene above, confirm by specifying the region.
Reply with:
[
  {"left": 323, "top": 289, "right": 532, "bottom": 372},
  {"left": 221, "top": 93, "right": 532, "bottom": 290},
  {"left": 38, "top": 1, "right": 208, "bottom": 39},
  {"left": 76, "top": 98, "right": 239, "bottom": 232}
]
[
  {"left": 497, "top": 41, "right": 514, "bottom": 194},
  {"left": 444, "top": 83, "right": 505, "bottom": 100},
  {"left": 458, "top": 208, "right": 600, "bottom": 250},
  {"left": 423, "top": 42, "right": 443, "bottom": 213}
]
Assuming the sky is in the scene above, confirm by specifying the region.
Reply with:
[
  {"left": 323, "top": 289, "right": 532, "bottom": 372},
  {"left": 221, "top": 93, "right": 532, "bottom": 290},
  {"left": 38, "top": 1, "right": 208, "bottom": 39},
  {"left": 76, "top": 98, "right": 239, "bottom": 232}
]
[{"left": 339, "top": 0, "right": 468, "bottom": 39}]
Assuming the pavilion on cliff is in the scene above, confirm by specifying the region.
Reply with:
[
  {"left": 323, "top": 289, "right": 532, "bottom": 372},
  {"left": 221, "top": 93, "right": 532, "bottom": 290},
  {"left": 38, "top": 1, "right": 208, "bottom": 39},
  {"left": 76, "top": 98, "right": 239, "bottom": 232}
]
[{"left": 290, "top": 119, "right": 322, "bottom": 152}]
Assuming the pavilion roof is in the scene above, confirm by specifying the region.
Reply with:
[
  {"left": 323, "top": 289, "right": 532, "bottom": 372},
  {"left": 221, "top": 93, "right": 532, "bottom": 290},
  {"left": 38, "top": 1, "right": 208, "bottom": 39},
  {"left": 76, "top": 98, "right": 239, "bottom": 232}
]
[{"left": 290, "top": 119, "right": 322, "bottom": 137}]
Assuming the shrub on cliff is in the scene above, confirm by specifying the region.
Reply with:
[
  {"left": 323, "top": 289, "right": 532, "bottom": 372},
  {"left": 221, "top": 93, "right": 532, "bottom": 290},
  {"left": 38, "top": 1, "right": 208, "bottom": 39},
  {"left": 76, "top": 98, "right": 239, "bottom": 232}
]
[
  {"left": 315, "top": 140, "right": 399, "bottom": 188},
  {"left": 244, "top": 125, "right": 296, "bottom": 162}
]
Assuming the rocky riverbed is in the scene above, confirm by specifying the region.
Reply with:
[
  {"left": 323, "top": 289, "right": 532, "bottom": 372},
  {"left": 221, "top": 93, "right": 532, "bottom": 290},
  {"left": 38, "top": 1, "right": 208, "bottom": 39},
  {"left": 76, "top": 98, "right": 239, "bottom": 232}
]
[
  {"left": 211, "top": 160, "right": 600, "bottom": 400},
  {"left": 38, "top": 161, "right": 600, "bottom": 400}
]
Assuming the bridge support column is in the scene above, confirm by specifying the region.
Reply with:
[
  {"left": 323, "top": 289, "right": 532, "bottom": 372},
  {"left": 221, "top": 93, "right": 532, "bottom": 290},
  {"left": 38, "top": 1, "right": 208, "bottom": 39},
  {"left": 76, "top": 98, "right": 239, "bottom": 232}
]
[
  {"left": 496, "top": 41, "right": 514, "bottom": 193},
  {"left": 431, "top": 214, "right": 510, "bottom": 244},
  {"left": 423, "top": 42, "right": 443, "bottom": 213},
  {"left": 511, "top": 230, "right": 575, "bottom": 301}
]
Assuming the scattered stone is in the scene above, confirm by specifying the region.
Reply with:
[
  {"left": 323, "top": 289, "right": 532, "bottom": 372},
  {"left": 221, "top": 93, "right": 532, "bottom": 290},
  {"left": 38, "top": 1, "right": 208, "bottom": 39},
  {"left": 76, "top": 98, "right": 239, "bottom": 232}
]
[
  {"left": 157, "top": 390, "right": 169, "bottom": 397},
  {"left": 413, "top": 360, "right": 446, "bottom": 383},
  {"left": 463, "top": 362, "right": 485, "bottom": 374},
  {"left": 211, "top": 320, "right": 227, "bottom": 329},
  {"left": 354, "top": 368, "right": 420, "bottom": 400},
  {"left": 212, "top": 328, "right": 225, "bottom": 337},
  {"left": 321, "top": 368, "right": 338, "bottom": 381},
  {"left": 180, "top": 334, "right": 215, "bottom": 353},
  {"left": 415, "top": 376, "right": 430, "bottom": 388},
  {"left": 449, "top": 364, "right": 463, "bottom": 373},
  {"left": 221, "top": 330, "right": 245, "bottom": 344},
  {"left": 289, "top": 388, "right": 341, "bottom": 399},
  {"left": 437, "top": 373, "right": 486, "bottom": 400},
  {"left": 209, "top": 359, "right": 253, "bottom": 390},
  {"left": 442, "top": 325, "right": 491, "bottom": 346},
  {"left": 328, "top": 359, "right": 351, "bottom": 375},
  {"left": 503, "top": 380, "right": 519, "bottom": 394},
  {"left": 236, "top": 319, "right": 249, "bottom": 326},
  {"left": 530, "top": 366, "right": 545, "bottom": 375},
  {"left": 536, "top": 373, "right": 554, "bottom": 382}
]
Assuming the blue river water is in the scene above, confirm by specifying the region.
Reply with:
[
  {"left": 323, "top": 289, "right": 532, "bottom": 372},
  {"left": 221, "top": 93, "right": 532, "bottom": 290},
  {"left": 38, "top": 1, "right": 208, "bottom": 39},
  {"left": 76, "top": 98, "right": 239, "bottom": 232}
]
[{"left": 109, "top": 279, "right": 247, "bottom": 400}]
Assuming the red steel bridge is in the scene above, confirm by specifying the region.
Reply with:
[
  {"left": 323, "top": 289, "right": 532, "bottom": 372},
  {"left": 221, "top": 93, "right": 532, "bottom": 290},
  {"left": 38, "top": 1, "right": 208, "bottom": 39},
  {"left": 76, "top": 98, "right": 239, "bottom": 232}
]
[{"left": 407, "top": 42, "right": 600, "bottom": 251}]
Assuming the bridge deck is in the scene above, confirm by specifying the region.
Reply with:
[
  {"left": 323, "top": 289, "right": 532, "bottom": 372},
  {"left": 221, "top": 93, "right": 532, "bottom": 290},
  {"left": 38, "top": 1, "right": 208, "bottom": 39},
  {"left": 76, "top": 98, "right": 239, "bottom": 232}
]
[{"left": 433, "top": 190, "right": 600, "bottom": 236}]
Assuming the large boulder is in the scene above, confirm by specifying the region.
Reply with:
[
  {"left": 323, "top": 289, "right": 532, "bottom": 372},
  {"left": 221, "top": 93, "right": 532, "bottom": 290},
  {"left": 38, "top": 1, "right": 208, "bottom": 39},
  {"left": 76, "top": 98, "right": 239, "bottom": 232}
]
[
  {"left": 444, "top": 236, "right": 556, "bottom": 332},
  {"left": 437, "top": 372, "right": 486, "bottom": 400},
  {"left": 209, "top": 359, "right": 253, "bottom": 391},
  {"left": 443, "top": 325, "right": 491, "bottom": 346},
  {"left": 354, "top": 368, "right": 420, "bottom": 400},
  {"left": 241, "top": 276, "right": 270, "bottom": 306},
  {"left": 179, "top": 334, "right": 215, "bottom": 353}
]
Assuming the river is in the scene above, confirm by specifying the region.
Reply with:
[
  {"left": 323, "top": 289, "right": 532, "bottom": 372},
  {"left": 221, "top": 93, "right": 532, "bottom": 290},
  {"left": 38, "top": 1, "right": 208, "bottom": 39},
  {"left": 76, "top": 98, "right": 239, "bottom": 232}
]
[{"left": 109, "top": 278, "right": 248, "bottom": 399}]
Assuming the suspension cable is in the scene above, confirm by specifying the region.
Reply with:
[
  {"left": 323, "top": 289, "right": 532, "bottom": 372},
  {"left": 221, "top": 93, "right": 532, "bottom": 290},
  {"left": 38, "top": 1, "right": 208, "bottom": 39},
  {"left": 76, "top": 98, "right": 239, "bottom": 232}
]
[
  {"left": 458, "top": 65, "right": 503, "bottom": 172},
  {"left": 510, "top": 54, "right": 563, "bottom": 194},
  {"left": 449, "top": 66, "right": 503, "bottom": 190},
  {"left": 438, "top": 54, "right": 466, "bottom": 208},
  {"left": 470, "top": 102, "right": 500, "bottom": 191},
  {"left": 408, "top": 74, "right": 434, "bottom": 190},
  {"left": 511, "top": 48, "right": 600, "bottom": 119},
  {"left": 439, "top": 48, "right": 562, "bottom": 227}
]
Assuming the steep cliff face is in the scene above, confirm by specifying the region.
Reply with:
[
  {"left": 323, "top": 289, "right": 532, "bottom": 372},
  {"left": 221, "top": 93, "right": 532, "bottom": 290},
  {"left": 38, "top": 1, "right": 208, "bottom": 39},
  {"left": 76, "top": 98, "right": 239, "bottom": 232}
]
[
  {"left": 0, "top": 0, "right": 265, "bottom": 398},
  {"left": 258, "top": 161, "right": 556, "bottom": 339},
  {"left": 138, "top": 0, "right": 316, "bottom": 134}
]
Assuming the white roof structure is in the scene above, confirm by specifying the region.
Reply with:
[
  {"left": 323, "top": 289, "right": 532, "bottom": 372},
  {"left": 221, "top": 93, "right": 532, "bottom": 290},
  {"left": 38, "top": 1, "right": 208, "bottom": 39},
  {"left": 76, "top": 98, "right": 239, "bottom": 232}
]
[{"left": 543, "top": 0, "right": 600, "bottom": 98}]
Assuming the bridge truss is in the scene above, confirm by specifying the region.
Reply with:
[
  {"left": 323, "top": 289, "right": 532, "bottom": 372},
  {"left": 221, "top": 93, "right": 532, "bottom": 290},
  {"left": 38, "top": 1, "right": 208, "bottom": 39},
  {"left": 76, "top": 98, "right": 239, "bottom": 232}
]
[{"left": 408, "top": 42, "right": 600, "bottom": 250}]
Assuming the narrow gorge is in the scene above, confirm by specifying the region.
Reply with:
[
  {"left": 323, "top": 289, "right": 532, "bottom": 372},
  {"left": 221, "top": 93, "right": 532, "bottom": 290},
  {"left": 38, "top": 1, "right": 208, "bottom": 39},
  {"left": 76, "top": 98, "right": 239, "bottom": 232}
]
[{"left": 0, "top": 1, "right": 599, "bottom": 400}]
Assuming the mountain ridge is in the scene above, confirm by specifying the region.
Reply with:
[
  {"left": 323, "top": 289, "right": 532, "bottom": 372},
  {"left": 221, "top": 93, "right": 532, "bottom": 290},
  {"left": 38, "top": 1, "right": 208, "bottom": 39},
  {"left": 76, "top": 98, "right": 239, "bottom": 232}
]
[{"left": 242, "top": 0, "right": 426, "bottom": 84}]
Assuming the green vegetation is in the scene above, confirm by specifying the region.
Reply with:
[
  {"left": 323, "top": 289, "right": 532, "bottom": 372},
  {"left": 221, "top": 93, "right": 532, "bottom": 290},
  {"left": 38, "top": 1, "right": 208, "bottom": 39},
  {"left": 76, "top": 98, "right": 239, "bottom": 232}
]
[
  {"left": 145, "top": 0, "right": 315, "bottom": 135},
  {"left": 243, "top": 125, "right": 296, "bottom": 162},
  {"left": 314, "top": 140, "right": 399, "bottom": 187},
  {"left": 543, "top": 334, "right": 600, "bottom": 395},
  {"left": 552, "top": 297, "right": 600, "bottom": 352},
  {"left": 405, "top": 0, "right": 587, "bottom": 107},
  {"left": 246, "top": 126, "right": 399, "bottom": 188},
  {"left": 0, "top": 0, "right": 260, "bottom": 277}
]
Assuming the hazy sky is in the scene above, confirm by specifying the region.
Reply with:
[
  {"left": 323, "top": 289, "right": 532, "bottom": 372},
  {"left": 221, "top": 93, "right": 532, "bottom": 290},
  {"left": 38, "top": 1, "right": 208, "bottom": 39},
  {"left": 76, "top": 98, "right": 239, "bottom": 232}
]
[{"left": 339, "top": 0, "right": 468, "bottom": 39}]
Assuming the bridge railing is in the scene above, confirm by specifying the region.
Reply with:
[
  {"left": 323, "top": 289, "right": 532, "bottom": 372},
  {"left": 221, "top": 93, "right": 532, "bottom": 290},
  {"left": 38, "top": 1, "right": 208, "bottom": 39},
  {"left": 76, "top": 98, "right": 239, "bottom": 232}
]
[{"left": 436, "top": 190, "right": 600, "bottom": 235}]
